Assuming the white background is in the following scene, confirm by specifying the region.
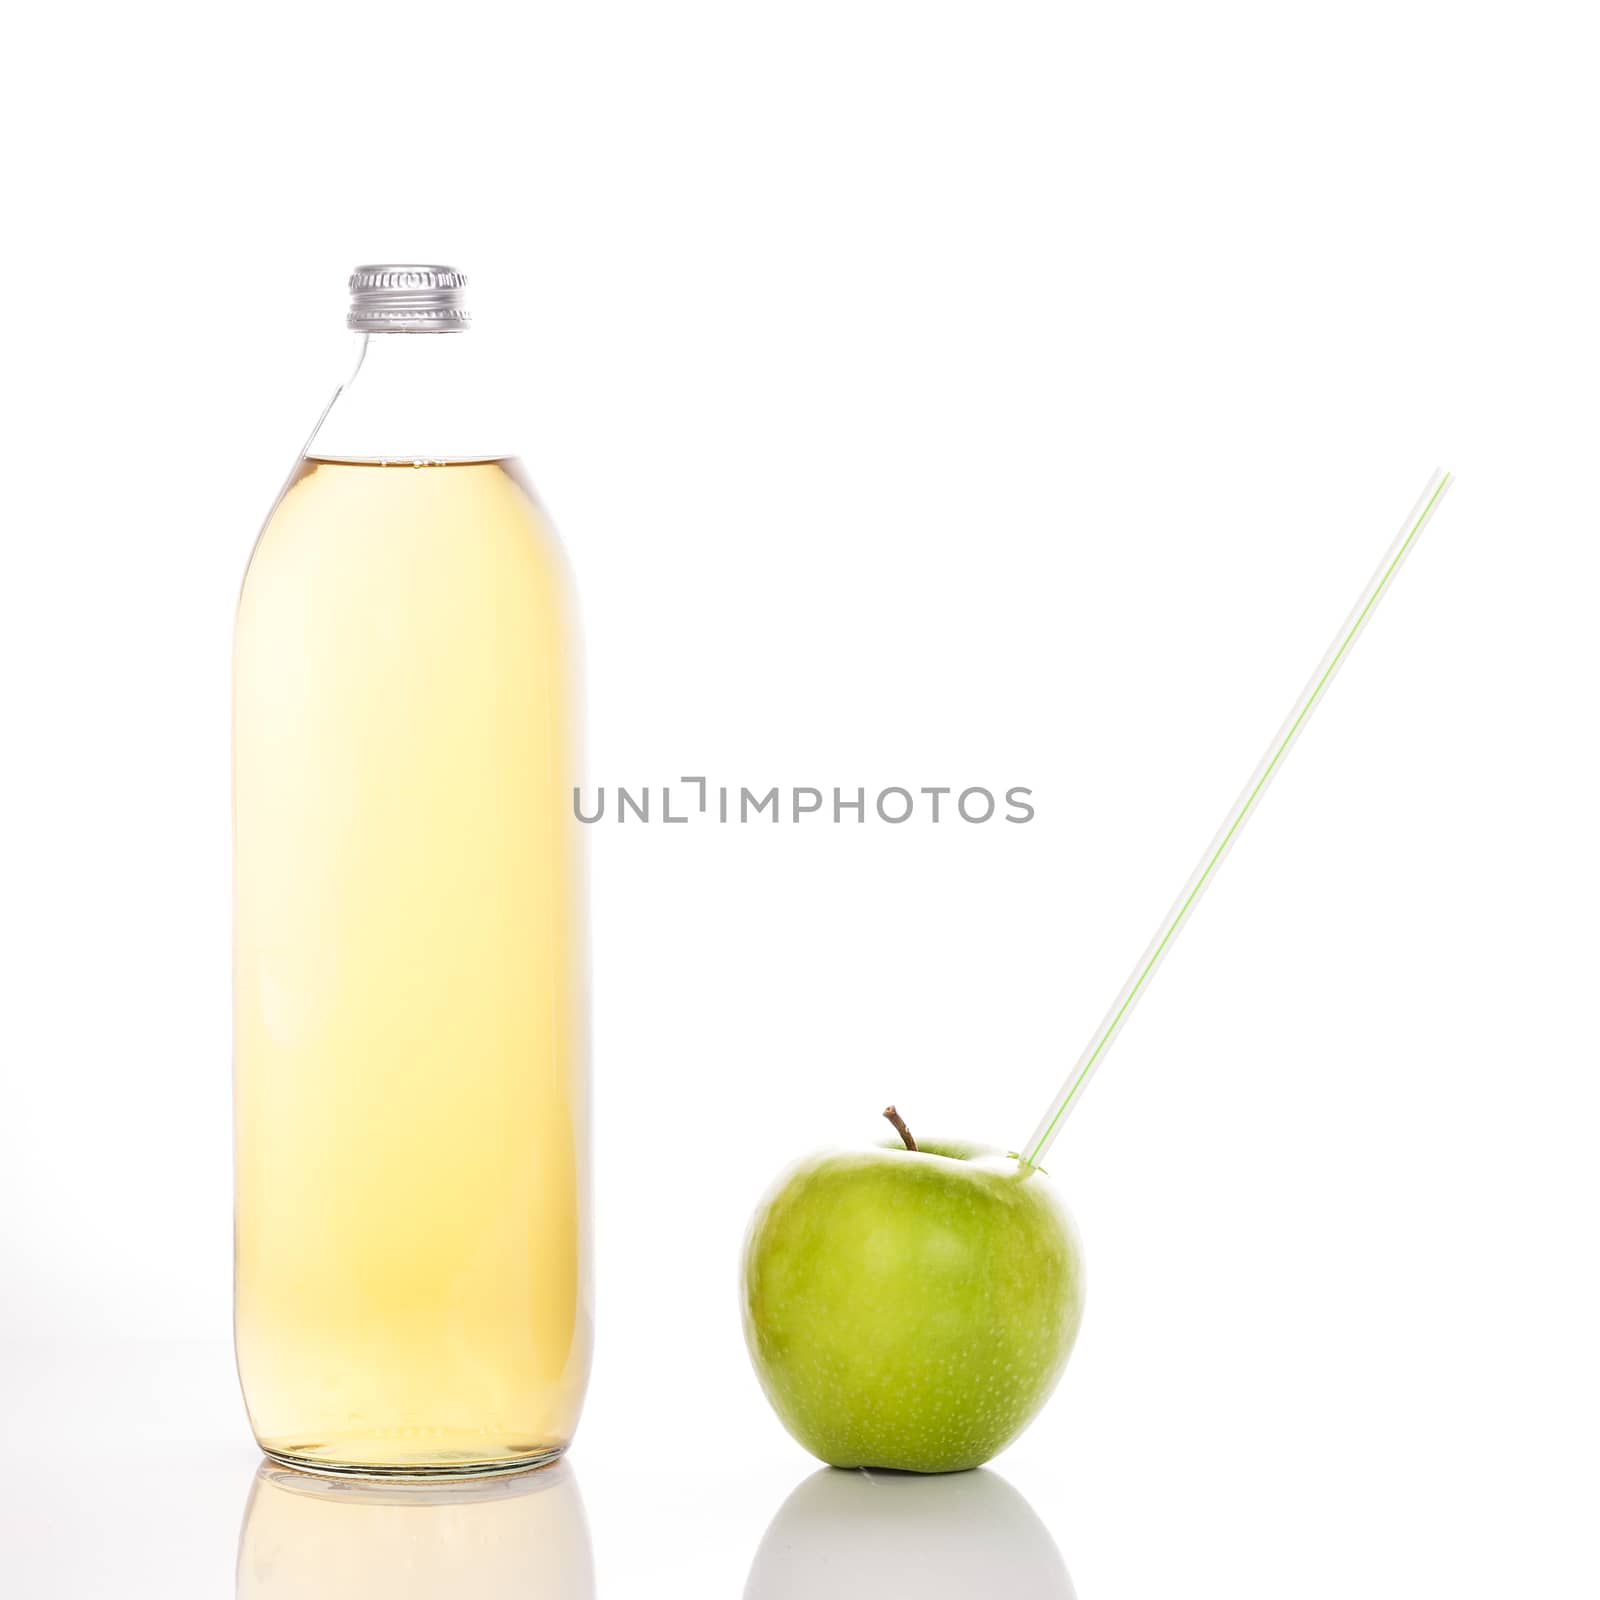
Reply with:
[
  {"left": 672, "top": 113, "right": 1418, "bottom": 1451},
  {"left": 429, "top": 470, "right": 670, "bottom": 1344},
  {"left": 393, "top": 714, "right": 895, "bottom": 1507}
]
[{"left": 2, "top": 1, "right": 1597, "bottom": 1595}]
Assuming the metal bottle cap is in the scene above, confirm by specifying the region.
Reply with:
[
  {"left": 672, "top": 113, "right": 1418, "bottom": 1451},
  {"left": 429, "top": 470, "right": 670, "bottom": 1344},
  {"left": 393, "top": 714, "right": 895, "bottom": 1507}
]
[{"left": 346, "top": 264, "right": 470, "bottom": 331}]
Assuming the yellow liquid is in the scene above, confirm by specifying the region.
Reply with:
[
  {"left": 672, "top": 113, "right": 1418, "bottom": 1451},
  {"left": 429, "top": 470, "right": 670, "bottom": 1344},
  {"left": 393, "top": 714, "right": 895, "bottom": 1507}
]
[{"left": 233, "top": 458, "right": 590, "bottom": 1475}]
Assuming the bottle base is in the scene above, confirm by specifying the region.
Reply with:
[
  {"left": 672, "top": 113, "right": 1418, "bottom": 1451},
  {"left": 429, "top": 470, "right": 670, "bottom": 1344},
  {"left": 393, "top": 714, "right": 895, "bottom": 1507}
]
[{"left": 260, "top": 1443, "right": 568, "bottom": 1483}]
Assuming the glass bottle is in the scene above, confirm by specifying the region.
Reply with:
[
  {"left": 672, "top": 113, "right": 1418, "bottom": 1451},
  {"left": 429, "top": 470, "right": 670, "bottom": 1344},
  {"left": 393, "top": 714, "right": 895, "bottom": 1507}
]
[{"left": 233, "top": 266, "right": 591, "bottom": 1477}]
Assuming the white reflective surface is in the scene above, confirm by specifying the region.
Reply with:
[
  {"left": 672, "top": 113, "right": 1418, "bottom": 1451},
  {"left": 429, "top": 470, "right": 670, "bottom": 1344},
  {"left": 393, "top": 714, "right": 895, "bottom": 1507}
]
[
  {"left": 745, "top": 1467, "right": 1072, "bottom": 1599},
  {"left": 4, "top": 1335, "right": 1596, "bottom": 1595},
  {"left": 238, "top": 1460, "right": 595, "bottom": 1600}
]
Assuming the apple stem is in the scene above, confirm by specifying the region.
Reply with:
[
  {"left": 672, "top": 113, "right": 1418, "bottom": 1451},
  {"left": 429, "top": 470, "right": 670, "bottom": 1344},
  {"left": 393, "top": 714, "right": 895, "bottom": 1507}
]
[{"left": 882, "top": 1105, "right": 918, "bottom": 1152}]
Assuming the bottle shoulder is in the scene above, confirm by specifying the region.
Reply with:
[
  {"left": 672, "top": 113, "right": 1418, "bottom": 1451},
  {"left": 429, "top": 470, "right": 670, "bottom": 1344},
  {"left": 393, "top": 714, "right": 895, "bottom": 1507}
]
[{"left": 237, "top": 457, "right": 576, "bottom": 625}]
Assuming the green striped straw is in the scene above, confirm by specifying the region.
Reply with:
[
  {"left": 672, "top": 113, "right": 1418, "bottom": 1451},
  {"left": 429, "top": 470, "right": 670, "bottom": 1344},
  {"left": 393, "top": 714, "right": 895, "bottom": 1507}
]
[{"left": 1022, "top": 469, "right": 1454, "bottom": 1169}]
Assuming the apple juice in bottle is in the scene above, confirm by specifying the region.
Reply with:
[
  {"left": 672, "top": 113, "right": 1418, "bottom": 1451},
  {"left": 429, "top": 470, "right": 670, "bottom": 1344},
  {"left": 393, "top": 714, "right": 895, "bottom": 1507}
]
[{"left": 233, "top": 267, "right": 592, "bottom": 1476}]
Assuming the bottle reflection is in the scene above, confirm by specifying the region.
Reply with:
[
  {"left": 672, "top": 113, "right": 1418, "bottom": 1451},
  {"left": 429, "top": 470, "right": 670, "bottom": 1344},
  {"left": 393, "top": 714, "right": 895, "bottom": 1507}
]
[
  {"left": 745, "top": 1466, "right": 1074, "bottom": 1600},
  {"left": 237, "top": 1458, "right": 595, "bottom": 1600}
]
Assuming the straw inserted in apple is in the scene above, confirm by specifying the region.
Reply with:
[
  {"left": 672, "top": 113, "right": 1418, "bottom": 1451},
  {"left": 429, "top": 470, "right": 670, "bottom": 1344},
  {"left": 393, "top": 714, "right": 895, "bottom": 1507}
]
[{"left": 1021, "top": 469, "right": 1454, "bottom": 1169}]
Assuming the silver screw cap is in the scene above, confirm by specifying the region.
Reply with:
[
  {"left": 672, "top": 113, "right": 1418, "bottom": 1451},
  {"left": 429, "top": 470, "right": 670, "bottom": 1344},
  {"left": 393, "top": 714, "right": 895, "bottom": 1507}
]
[{"left": 347, "top": 264, "right": 470, "bottom": 331}]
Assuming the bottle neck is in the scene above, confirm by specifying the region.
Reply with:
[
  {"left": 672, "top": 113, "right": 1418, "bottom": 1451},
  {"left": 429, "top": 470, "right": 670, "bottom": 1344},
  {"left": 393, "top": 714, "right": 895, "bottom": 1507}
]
[{"left": 306, "top": 329, "right": 514, "bottom": 463}]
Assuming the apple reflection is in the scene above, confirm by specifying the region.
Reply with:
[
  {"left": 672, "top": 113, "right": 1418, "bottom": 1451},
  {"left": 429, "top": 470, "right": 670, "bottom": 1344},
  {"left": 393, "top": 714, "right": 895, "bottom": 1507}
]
[
  {"left": 744, "top": 1466, "right": 1074, "bottom": 1599},
  {"left": 237, "top": 1458, "right": 595, "bottom": 1600}
]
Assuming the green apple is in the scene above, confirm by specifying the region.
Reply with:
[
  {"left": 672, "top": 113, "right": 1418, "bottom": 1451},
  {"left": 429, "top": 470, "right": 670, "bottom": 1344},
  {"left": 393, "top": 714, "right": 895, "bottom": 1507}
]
[{"left": 740, "top": 1114, "right": 1086, "bottom": 1473}]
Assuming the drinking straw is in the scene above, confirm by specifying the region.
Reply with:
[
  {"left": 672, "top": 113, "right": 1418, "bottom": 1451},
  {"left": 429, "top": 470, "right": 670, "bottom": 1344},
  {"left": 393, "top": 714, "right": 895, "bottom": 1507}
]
[{"left": 1021, "top": 470, "right": 1454, "bottom": 1168}]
